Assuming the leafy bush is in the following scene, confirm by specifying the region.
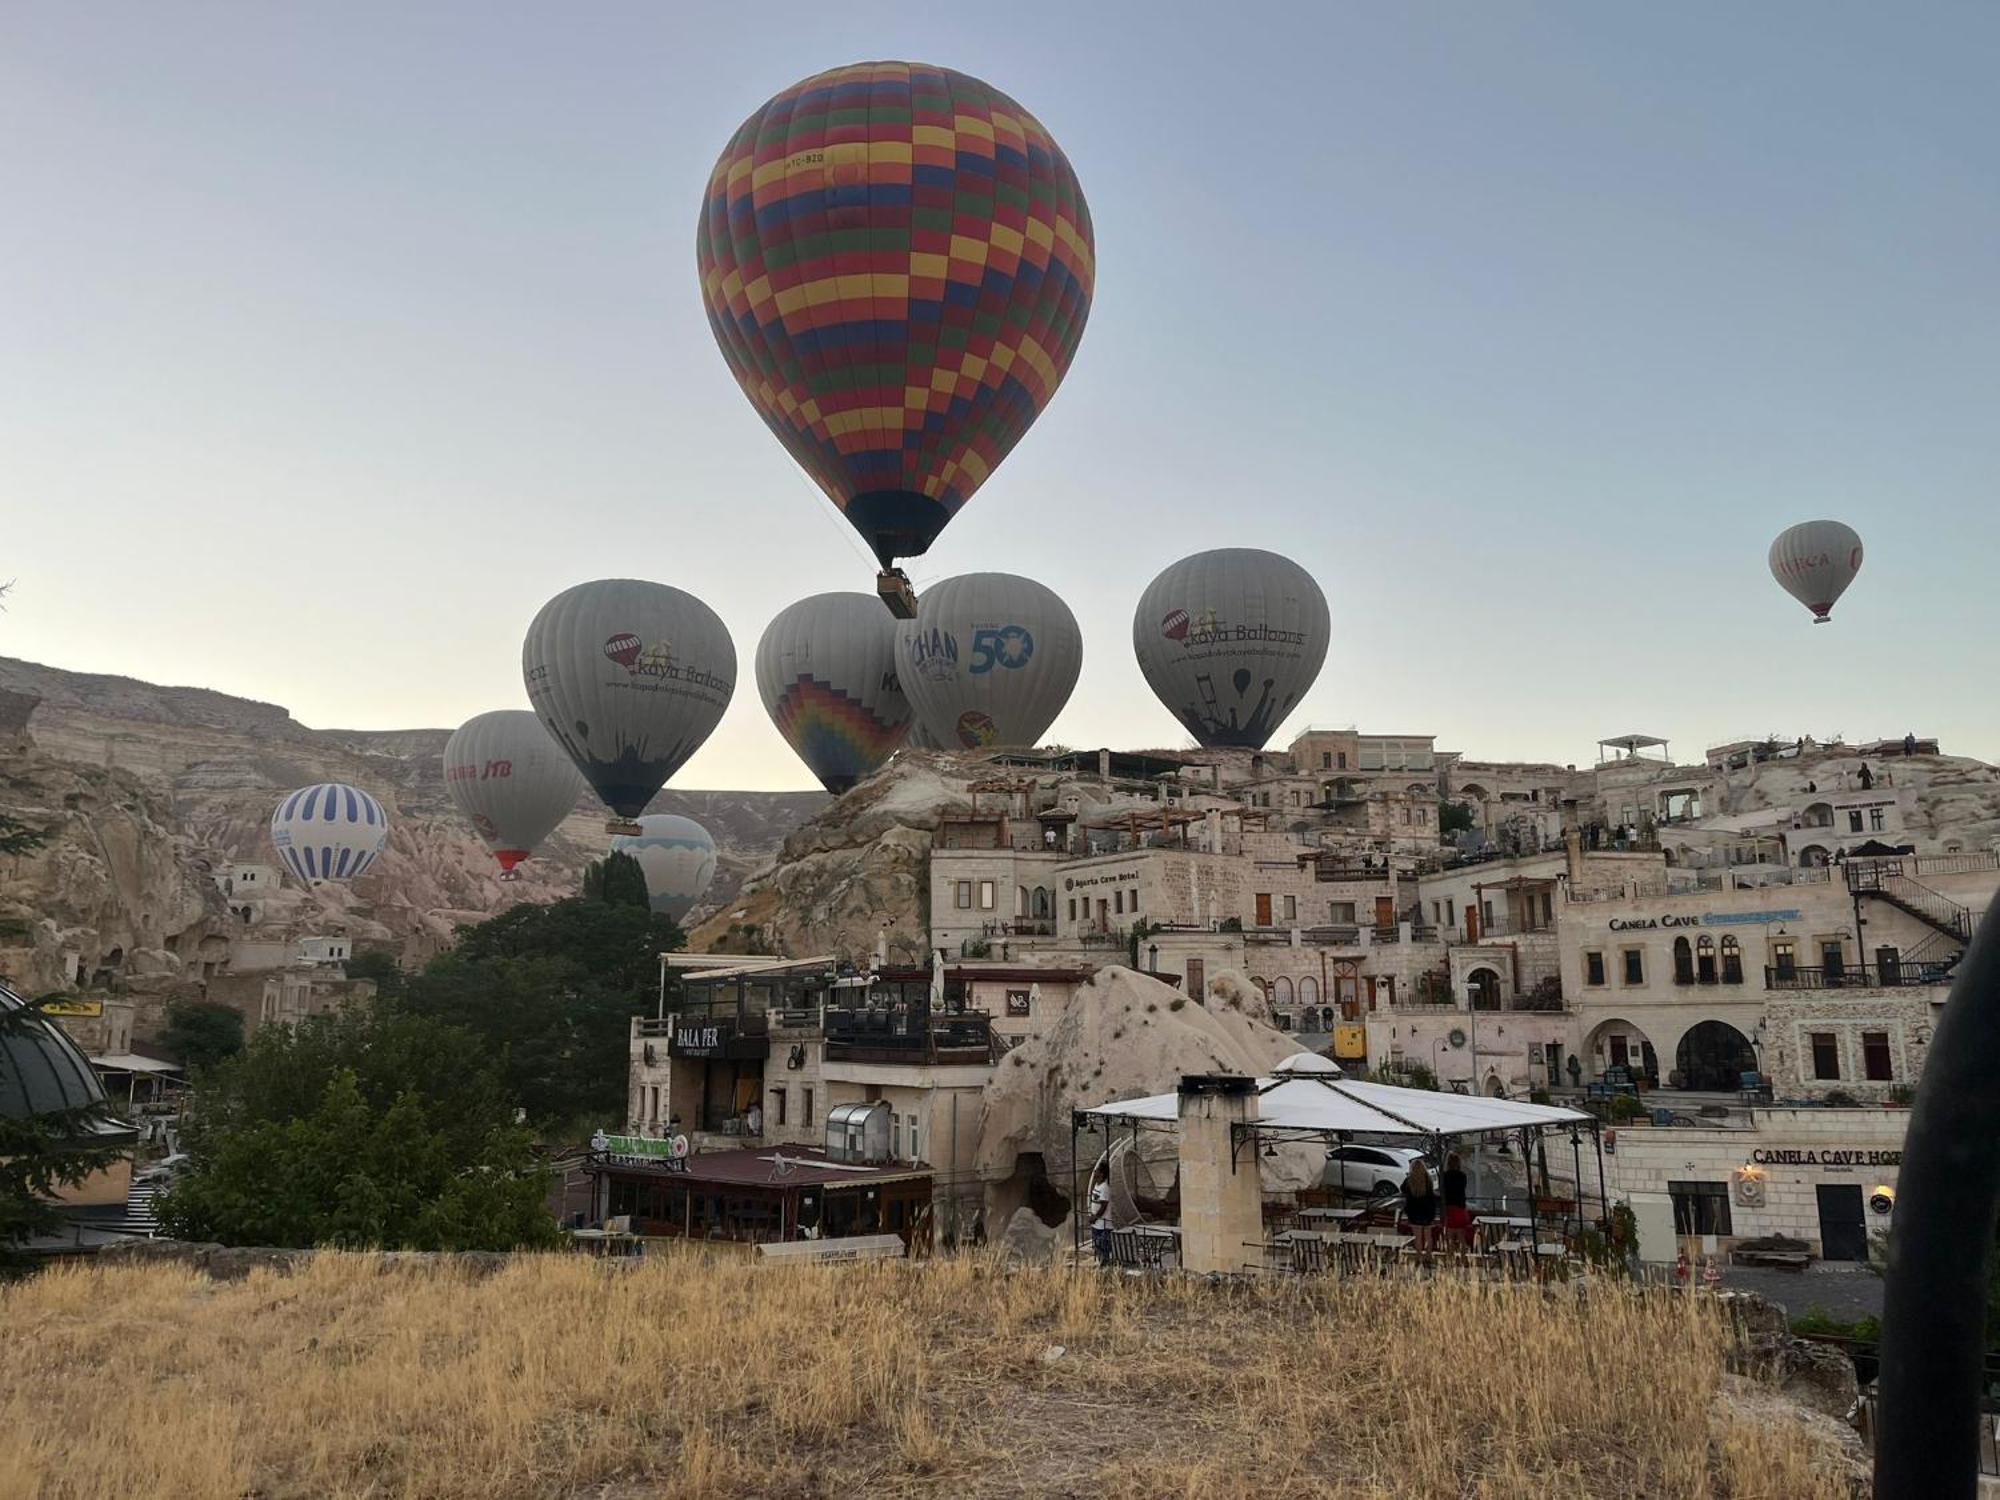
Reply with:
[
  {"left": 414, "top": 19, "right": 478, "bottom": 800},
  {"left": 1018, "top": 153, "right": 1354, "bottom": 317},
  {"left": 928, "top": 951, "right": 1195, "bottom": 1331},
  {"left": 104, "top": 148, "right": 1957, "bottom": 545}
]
[
  {"left": 1529, "top": 1087, "right": 1552, "bottom": 1105},
  {"left": 1822, "top": 1088, "right": 1860, "bottom": 1107}
]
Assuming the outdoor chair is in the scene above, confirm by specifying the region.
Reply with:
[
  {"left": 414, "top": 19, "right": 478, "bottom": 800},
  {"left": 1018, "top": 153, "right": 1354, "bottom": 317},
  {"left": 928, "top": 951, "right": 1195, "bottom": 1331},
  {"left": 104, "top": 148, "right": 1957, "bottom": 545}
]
[{"left": 1287, "top": 1234, "right": 1327, "bottom": 1276}]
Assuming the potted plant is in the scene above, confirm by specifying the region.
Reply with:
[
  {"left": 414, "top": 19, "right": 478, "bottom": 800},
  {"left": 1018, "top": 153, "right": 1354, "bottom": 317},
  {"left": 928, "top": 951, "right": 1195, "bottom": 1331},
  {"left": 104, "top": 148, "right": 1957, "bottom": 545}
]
[{"left": 1884, "top": 1083, "right": 1915, "bottom": 1109}]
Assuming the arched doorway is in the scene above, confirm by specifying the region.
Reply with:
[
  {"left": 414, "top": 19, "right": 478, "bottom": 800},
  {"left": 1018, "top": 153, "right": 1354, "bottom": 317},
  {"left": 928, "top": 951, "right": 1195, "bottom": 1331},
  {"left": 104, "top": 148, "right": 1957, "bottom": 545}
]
[
  {"left": 1467, "top": 968, "right": 1501, "bottom": 1010},
  {"left": 1586, "top": 1019, "right": 1659, "bottom": 1085},
  {"left": 1483, "top": 1073, "right": 1506, "bottom": 1098},
  {"left": 1675, "top": 1020, "right": 1759, "bottom": 1092}
]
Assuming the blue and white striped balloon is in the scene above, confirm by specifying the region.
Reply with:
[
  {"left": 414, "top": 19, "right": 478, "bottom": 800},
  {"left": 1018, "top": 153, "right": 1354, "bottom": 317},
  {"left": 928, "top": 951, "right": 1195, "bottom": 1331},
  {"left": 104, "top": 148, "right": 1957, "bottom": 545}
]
[{"left": 269, "top": 782, "right": 391, "bottom": 884}]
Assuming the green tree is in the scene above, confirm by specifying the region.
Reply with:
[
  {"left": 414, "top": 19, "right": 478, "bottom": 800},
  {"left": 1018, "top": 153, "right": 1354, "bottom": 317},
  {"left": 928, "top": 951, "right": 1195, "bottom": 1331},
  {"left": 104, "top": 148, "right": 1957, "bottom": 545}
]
[
  {"left": 1438, "top": 800, "right": 1477, "bottom": 838},
  {"left": 1, "top": 998, "right": 127, "bottom": 1267},
  {"left": 342, "top": 948, "right": 405, "bottom": 1000},
  {"left": 581, "top": 849, "right": 651, "bottom": 909},
  {"left": 390, "top": 893, "right": 685, "bottom": 1129},
  {"left": 156, "top": 1009, "right": 557, "bottom": 1251},
  {"left": 161, "top": 999, "right": 245, "bottom": 1072}
]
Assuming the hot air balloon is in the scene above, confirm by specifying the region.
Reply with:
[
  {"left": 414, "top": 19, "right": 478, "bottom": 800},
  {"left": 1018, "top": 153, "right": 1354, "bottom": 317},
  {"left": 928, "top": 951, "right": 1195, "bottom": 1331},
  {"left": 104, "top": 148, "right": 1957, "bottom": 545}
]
[
  {"left": 443, "top": 710, "right": 587, "bottom": 878},
  {"left": 756, "top": 593, "right": 912, "bottom": 793},
  {"left": 1769, "top": 521, "right": 1864, "bottom": 624},
  {"left": 522, "top": 580, "right": 736, "bottom": 833},
  {"left": 897, "top": 573, "right": 1081, "bottom": 750},
  {"left": 611, "top": 815, "right": 718, "bottom": 924},
  {"left": 1133, "top": 549, "right": 1330, "bottom": 750},
  {"left": 270, "top": 782, "right": 390, "bottom": 885},
  {"left": 697, "top": 61, "right": 1095, "bottom": 616}
]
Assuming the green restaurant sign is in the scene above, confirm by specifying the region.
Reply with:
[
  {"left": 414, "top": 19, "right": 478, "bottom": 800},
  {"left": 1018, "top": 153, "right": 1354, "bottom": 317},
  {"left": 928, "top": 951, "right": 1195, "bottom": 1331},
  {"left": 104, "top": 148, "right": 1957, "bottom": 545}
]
[{"left": 592, "top": 1132, "right": 690, "bottom": 1170}]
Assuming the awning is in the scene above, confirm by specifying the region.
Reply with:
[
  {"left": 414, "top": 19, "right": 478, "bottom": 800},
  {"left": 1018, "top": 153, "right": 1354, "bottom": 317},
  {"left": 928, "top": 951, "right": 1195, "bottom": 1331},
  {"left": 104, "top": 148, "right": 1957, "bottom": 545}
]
[
  {"left": 87, "top": 1054, "right": 185, "bottom": 1076},
  {"left": 1079, "top": 1061, "right": 1592, "bottom": 1142}
]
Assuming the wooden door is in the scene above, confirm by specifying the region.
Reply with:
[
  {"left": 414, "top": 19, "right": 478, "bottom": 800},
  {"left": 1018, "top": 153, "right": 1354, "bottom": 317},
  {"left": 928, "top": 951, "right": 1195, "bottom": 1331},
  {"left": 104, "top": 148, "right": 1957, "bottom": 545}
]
[
  {"left": 1374, "top": 895, "right": 1394, "bottom": 927},
  {"left": 1255, "top": 893, "right": 1273, "bottom": 926}
]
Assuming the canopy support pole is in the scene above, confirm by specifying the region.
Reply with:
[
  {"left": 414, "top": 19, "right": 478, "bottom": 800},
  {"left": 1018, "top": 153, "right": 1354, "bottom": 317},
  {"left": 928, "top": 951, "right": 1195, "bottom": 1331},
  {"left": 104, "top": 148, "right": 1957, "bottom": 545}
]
[
  {"left": 1070, "top": 1112, "right": 1080, "bottom": 1269},
  {"left": 1570, "top": 1130, "right": 1584, "bottom": 1243},
  {"left": 1593, "top": 1123, "right": 1609, "bottom": 1235},
  {"left": 1523, "top": 1127, "right": 1539, "bottom": 1257}
]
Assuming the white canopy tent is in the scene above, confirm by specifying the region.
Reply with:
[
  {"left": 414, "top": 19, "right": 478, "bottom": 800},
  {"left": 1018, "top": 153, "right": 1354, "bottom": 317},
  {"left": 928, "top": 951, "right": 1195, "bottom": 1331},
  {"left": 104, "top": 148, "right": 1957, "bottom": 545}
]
[{"left": 1071, "top": 1055, "right": 1605, "bottom": 1258}]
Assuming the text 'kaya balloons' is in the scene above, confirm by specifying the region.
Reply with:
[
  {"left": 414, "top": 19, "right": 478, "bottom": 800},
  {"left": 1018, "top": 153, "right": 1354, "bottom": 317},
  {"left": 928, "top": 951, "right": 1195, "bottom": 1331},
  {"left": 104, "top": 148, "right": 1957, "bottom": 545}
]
[
  {"left": 611, "top": 815, "right": 718, "bottom": 924},
  {"left": 1133, "top": 549, "right": 1330, "bottom": 749},
  {"left": 270, "top": 783, "right": 390, "bottom": 885},
  {"left": 443, "top": 710, "right": 587, "bottom": 875},
  {"left": 756, "top": 593, "right": 912, "bottom": 793},
  {"left": 1769, "top": 521, "right": 1864, "bottom": 624},
  {"left": 523, "top": 580, "right": 736, "bottom": 823},
  {"left": 698, "top": 61, "right": 1095, "bottom": 571},
  {"left": 898, "top": 573, "right": 1081, "bottom": 750}
]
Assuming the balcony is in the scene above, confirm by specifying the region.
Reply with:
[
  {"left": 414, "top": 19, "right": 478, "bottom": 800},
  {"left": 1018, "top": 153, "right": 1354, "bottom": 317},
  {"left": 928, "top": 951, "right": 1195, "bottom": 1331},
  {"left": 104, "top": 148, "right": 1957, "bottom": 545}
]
[
  {"left": 1765, "top": 962, "right": 1955, "bottom": 991},
  {"left": 822, "top": 1008, "right": 995, "bottom": 1065}
]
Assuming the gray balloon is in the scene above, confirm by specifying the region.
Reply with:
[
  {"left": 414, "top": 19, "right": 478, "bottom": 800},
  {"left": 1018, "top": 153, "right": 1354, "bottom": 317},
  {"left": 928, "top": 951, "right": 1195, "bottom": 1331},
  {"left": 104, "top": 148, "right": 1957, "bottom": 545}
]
[
  {"left": 897, "top": 573, "right": 1082, "bottom": 750},
  {"left": 1132, "top": 549, "right": 1329, "bottom": 749},
  {"left": 755, "top": 593, "right": 912, "bottom": 793},
  {"left": 522, "top": 579, "right": 736, "bottom": 819},
  {"left": 443, "top": 710, "right": 587, "bottom": 873}
]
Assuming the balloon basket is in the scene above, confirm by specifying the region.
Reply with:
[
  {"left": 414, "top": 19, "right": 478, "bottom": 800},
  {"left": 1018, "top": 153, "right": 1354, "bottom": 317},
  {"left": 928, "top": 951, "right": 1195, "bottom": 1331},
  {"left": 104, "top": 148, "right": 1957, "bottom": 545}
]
[
  {"left": 605, "top": 819, "right": 644, "bottom": 837},
  {"left": 498, "top": 870, "right": 522, "bottom": 883},
  {"left": 876, "top": 569, "right": 918, "bottom": 620}
]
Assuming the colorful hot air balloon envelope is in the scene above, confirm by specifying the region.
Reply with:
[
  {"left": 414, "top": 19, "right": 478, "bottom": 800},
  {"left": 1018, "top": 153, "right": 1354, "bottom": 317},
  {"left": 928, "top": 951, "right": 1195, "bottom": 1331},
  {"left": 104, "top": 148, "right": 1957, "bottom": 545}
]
[
  {"left": 270, "top": 782, "right": 390, "bottom": 885},
  {"left": 443, "top": 710, "right": 588, "bottom": 876},
  {"left": 522, "top": 580, "right": 737, "bottom": 827},
  {"left": 611, "top": 815, "right": 718, "bottom": 924},
  {"left": 697, "top": 61, "right": 1095, "bottom": 571},
  {"left": 1133, "top": 549, "right": 1331, "bottom": 750},
  {"left": 756, "top": 593, "right": 913, "bottom": 793},
  {"left": 897, "top": 573, "right": 1081, "bottom": 750},
  {"left": 1769, "top": 521, "right": 1864, "bottom": 624}
]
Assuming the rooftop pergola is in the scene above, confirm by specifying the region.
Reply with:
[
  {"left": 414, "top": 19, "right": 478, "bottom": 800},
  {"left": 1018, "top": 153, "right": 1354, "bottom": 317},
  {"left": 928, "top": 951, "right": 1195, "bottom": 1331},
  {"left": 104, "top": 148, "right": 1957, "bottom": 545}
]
[{"left": 1597, "top": 733, "right": 1671, "bottom": 765}]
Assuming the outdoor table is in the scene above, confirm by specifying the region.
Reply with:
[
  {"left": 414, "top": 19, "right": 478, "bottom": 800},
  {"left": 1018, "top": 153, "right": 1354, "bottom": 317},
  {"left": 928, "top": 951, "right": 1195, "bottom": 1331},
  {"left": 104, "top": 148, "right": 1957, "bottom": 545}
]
[{"left": 1298, "top": 1207, "right": 1367, "bottom": 1224}]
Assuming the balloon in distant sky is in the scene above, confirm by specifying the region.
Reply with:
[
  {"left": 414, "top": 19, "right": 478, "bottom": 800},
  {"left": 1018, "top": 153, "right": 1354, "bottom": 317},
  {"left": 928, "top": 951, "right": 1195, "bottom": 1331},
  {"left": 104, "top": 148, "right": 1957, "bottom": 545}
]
[
  {"left": 269, "top": 783, "right": 390, "bottom": 885},
  {"left": 897, "top": 573, "right": 1081, "bottom": 750},
  {"left": 443, "top": 710, "right": 586, "bottom": 875},
  {"left": 1132, "top": 549, "right": 1331, "bottom": 750},
  {"left": 611, "top": 815, "right": 718, "bottom": 923},
  {"left": 1769, "top": 521, "right": 1864, "bottom": 624},
  {"left": 756, "top": 593, "right": 912, "bottom": 793},
  {"left": 697, "top": 60, "right": 1095, "bottom": 571},
  {"left": 522, "top": 580, "right": 736, "bottom": 823}
]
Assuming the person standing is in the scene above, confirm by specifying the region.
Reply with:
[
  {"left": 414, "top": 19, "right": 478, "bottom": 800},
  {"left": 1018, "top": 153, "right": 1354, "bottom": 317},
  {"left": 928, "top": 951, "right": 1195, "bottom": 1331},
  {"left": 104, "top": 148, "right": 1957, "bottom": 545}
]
[
  {"left": 1441, "top": 1152, "right": 1472, "bottom": 1248},
  {"left": 1402, "top": 1158, "right": 1440, "bottom": 1251},
  {"left": 1089, "top": 1163, "right": 1113, "bottom": 1267}
]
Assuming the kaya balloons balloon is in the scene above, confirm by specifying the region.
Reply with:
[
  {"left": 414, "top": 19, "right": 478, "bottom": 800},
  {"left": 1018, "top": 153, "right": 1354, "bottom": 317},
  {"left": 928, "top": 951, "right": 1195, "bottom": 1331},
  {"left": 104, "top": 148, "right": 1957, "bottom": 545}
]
[
  {"left": 522, "top": 580, "right": 736, "bottom": 826},
  {"left": 443, "top": 710, "right": 587, "bottom": 875},
  {"left": 1769, "top": 521, "right": 1864, "bottom": 624},
  {"left": 698, "top": 61, "right": 1094, "bottom": 571},
  {"left": 1133, "top": 549, "right": 1330, "bottom": 749},
  {"left": 270, "top": 782, "right": 390, "bottom": 885},
  {"left": 756, "top": 593, "right": 912, "bottom": 793},
  {"left": 897, "top": 573, "right": 1081, "bottom": 750},
  {"left": 611, "top": 815, "right": 718, "bottom": 924}
]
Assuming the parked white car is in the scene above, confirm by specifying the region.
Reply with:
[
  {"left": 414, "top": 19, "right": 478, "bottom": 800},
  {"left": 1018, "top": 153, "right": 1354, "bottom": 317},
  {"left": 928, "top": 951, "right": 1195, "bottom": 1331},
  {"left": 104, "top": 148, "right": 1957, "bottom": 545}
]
[{"left": 1323, "top": 1145, "right": 1426, "bottom": 1199}]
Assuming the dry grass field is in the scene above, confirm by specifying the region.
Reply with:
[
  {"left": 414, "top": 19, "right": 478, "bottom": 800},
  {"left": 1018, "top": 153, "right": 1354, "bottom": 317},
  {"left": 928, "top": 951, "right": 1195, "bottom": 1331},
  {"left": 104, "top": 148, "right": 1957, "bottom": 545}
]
[{"left": 0, "top": 1251, "right": 1862, "bottom": 1499}]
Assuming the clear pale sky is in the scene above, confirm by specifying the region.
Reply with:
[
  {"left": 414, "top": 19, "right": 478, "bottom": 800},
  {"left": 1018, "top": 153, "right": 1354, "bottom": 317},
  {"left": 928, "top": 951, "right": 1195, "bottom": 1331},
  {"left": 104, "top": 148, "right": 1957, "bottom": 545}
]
[{"left": 4, "top": 4, "right": 1995, "bottom": 789}]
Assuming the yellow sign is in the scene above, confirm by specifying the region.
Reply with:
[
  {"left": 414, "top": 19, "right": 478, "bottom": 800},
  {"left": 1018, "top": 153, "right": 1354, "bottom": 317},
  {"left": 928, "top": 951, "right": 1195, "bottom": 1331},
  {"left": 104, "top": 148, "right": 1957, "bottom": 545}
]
[
  {"left": 40, "top": 998, "right": 102, "bottom": 1017},
  {"left": 1332, "top": 1024, "right": 1367, "bottom": 1060}
]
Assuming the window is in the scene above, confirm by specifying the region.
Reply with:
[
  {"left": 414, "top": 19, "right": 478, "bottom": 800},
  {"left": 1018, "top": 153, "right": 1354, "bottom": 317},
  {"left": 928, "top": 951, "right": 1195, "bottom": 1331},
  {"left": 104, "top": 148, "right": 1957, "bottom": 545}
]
[
  {"left": 1130, "top": 888, "right": 1140, "bottom": 912},
  {"left": 955, "top": 881, "right": 972, "bottom": 910},
  {"left": 1006, "top": 989, "right": 1031, "bottom": 1017},
  {"left": 1811, "top": 1033, "right": 1841, "bottom": 1080},
  {"left": 1321, "top": 752, "right": 1331, "bottom": 769},
  {"left": 1283, "top": 895, "right": 1297, "bottom": 921},
  {"left": 1848, "top": 810, "right": 1865, "bottom": 834},
  {"left": 1773, "top": 939, "right": 1797, "bottom": 981},
  {"left": 1623, "top": 949, "right": 1645, "bottom": 985},
  {"left": 1673, "top": 937, "right": 1694, "bottom": 985},
  {"left": 1337, "top": 752, "right": 1348, "bottom": 769},
  {"left": 1669, "top": 1181, "right": 1734, "bottom": 1237},
  {"left": 1585, "top": 951, "right": 1607, "bottom": 987},
  {"left": 977, "top": 881, "right": 995, "bottom": 910},
  {"left": 910, "top": 1118, "right": 922, "bottom": 1161},
  {"left": 1068, "top": 898, "right": 1076, "bottom": 922},
  {"left": 1445, "top": 899, "right": 1455, "bottom": 927},
  {"left": 1114, "top": 890, "right": 1123, "bottom": 915},
  {"left": 1863, "top": 1031, "right": 1893, "bottom": 1082},
  {"left": 1330, "top": 901, "right": 1357, "bottom": 924},
  {"left": 802, "top": 1087, "right": 814, "bottom": 1127},
  {"left": 1696, "top": 935, "right": 1717, "bottom": 984},
  {"left": 1721, "top": 936, "right": 1743, "bottom": 984},
  {"left": 1820, "top": 940, "right": 1845, "bottom": 981},
  {"left": 1870, "top": 807, "right": 1886, "bottom": 832},
  {"left": 1431, "top": 901, "right": 1441, "bottom": 924},
  {"left": 773, "top": 1088, "right": 787, "bottom": 1126}
]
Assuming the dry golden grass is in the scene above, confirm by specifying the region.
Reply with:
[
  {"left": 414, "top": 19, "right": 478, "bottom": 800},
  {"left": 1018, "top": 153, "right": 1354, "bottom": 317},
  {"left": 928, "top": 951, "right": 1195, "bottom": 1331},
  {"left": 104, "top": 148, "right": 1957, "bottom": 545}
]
[{"left": 0, "top": 1252, "right": 1861, "bottom": 1499}]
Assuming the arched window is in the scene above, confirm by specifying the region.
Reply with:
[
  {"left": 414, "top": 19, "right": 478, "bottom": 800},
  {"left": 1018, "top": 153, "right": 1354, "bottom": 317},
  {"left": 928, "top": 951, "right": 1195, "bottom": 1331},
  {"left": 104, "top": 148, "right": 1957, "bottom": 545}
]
[
  {"left": 1015, "top": 886, "right": 1028, "bottom": 918},
  {"left": 1032, "top": 886, "right": 1052, "bottom": 920},
  {"left": 1721, "top": 936, "right": 1743, "bottom": 984},
  {"left": 1672, "top": 936, "right": 1694, "bottom": 985},
  {"left": 1299, "top": 976, "right": 1319, "bottom": 1006},
  {"left": 1272, "top": 975, "right": 1295, "bottom": 1005},
  {"left": 1696, "top": 935, "right": 1717, "bottom": 984}
]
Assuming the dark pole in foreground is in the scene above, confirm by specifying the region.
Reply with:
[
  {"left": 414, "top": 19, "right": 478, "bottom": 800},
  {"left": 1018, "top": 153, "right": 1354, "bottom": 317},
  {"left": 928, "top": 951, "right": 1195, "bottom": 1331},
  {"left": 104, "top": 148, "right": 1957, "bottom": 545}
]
[{"left": 1876, "top": 895, "right": 2000, "bottom": 1499}]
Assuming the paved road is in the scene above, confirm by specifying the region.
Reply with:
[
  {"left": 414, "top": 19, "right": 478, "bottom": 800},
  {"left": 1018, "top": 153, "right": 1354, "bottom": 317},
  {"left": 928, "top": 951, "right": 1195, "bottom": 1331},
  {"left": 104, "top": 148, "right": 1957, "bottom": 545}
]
[{"left": 1720, "top": 1264, "right": 1886, "bottom": 1324}]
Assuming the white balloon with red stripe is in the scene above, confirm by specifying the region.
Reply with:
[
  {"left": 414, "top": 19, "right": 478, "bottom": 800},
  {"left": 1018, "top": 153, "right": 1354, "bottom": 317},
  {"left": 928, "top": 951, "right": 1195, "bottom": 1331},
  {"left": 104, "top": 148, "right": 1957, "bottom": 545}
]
[
  {"left": 1769, "top": 520, "right": 1864, "bottom": 624},
  {"left": 269, "top": 782, "right": 391, "bottom": 885}
]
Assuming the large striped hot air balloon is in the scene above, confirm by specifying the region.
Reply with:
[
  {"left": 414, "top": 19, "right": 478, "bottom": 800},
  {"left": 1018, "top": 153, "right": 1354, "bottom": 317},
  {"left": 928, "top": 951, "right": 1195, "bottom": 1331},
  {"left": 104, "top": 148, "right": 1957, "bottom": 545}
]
[
  {"left": 1769, "top": 521, "right": 1864, "bottom": 624},
  {"left": 269, "top": 783, "right": 390, "bottom": 885},
  {"left": 697, "top": 61, "right": 1095, "bottom": 582},
  {"left": 756, "top": 593, "right": 912, "bottom": 793}
]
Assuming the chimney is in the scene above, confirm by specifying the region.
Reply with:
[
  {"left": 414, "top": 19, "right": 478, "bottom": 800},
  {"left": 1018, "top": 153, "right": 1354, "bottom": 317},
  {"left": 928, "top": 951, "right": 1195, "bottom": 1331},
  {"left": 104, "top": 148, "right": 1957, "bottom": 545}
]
[
  {"left": 1565, "top": 822, "right": 1584, "bottom": 885},
  {"left": 1175, "top": 1074, "right": 1263, "bottom": 1275}
]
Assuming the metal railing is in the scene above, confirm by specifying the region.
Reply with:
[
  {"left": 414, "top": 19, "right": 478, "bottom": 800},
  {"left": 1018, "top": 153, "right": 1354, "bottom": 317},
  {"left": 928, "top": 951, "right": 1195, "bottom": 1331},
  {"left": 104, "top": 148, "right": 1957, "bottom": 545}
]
[
  {"left": 1849, "top": 863, "right": 1976, "bottom": 941},
  {"left": 1766, "top": 962, "right": 1957, "bottom": 991}
]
